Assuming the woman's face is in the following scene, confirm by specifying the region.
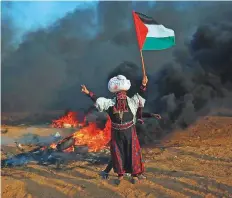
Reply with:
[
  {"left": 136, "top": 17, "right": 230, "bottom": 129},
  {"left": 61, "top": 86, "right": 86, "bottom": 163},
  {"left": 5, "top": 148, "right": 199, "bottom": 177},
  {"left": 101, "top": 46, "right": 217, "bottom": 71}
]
[{"left": 114, "top": 91, "right": 127, "bottom": 96}]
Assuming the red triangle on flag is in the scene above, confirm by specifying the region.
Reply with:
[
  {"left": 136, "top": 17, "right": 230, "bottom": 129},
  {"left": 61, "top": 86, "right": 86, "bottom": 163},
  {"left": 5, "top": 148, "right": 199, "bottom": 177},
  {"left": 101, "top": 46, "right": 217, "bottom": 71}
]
[{"left": 132, "top": 11, "right": 148, "bottom": 50}]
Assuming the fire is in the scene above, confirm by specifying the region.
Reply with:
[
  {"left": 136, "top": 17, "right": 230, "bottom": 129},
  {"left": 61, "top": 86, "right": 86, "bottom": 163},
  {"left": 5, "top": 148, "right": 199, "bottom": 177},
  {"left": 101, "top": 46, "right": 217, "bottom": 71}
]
[
  {"left": 72, "top": 117, "right": 111, "bottom": 152},
  {"left": 50, "top": 111, "right": 111, "bottom": 152},
  {"left": 52, "top": 111, "right": 80, "bottom": 128},
  {"left": 50, "top": 143, "right": 57, "bottom": 149}
]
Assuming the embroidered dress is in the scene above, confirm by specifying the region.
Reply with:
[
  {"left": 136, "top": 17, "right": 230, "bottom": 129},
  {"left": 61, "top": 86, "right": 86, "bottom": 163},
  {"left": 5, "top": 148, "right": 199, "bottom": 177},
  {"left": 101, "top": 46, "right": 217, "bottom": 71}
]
[
  {"left": 102, "top": 111, "right": 156, "bottom": 175},
  {"left": 87, "top": 84, "right": 147, "bottom": 176}
]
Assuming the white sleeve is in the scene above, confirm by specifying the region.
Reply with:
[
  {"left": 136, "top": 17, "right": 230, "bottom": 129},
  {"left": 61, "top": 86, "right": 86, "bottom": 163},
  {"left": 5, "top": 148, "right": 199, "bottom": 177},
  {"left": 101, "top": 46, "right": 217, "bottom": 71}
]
[
  {"left": 131, "top": 93, "right": 146, "bottom": 108},
  {"left": 95, "top": 97, "right": 115, "bottom": 112}
]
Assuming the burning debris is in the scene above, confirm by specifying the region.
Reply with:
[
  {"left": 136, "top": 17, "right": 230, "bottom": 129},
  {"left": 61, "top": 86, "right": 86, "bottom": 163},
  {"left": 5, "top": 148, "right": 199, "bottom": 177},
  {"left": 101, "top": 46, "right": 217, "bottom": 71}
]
[
  {"left": 1, "top": 111, "right": 112, "bottom": 169},
  {"left": 1, "top": 108, "right": 164, "bottom": 171},
  {"left": 2, "top": 144, "right": 110, "bottom": 169},
  {"left": 1, "top": 108, "right": 164, "bottom": 170},
  {"left": 52, "top": 111, "right": 81, "bottom": 128},
  {"left": 50, "top": 111, "right": 111, "bottom": 152}
]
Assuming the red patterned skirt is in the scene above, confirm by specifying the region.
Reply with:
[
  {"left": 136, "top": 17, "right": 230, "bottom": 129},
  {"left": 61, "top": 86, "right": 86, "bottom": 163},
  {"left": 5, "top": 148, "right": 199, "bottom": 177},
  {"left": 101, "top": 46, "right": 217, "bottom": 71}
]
[{"left": 110, "top": 122, "right": 144, "bottom": 175}]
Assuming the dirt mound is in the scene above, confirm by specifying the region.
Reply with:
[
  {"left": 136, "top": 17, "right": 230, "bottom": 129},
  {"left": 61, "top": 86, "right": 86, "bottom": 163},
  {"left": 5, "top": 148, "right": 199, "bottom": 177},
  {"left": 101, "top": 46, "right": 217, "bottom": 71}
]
[{"left": 162, "top": 116, "right": 232, "bottom": 147}]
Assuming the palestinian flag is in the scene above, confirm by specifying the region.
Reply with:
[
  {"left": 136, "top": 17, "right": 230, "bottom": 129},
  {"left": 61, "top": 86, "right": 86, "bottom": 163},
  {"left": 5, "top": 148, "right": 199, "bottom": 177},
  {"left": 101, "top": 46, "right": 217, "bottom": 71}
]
[{"left": 133, "top": 11, "right": 175, "bottom": 50}]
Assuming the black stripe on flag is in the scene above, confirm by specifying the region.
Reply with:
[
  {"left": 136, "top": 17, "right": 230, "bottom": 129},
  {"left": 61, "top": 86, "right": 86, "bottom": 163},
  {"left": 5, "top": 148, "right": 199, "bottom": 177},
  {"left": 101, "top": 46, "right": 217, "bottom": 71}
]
[{"left": 135, "top": 12, "right": 159, "bottom": 25}]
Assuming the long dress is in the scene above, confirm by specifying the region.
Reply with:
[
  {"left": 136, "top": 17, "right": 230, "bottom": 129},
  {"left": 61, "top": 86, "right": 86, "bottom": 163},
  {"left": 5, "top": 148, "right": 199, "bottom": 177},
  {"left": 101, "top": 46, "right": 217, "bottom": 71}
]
[
  {"left": 87, "top": 84, "right": 147, "bottom": 176},
  {"left": 103, "top": 111, "right": 156, "bottom": 174}
]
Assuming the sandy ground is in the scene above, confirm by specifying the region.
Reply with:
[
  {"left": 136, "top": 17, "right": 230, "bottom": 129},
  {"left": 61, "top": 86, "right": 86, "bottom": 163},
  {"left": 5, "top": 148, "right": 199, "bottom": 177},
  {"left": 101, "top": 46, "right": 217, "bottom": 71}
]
[{"left": 1, "top": 116, "right": 232, "bottom": 198}]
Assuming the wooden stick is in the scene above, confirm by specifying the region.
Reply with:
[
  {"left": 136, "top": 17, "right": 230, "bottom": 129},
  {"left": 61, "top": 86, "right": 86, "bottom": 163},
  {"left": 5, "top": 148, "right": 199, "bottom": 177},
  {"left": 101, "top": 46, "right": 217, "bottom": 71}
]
[{"left": 140, "top": 50, "right": 146, "bottom": 77}]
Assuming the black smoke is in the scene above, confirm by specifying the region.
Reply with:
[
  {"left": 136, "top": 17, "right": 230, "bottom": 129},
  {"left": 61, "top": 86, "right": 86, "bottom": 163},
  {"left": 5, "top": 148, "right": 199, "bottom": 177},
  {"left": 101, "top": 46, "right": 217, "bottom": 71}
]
[
  {"left": 150, "top": 21, "right": 232, "bottom": 129},
  {"left": 1, "top": 2, "right": 16, "bottom": 62},
  {"left": 2, "top": 2, "right": 232, "bottom": 131}
]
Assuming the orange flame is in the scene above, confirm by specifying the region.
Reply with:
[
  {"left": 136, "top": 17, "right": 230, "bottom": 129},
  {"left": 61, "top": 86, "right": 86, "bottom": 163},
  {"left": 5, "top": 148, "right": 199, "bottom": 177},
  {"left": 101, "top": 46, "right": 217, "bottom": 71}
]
[
  {"left": 50, "top": 111, "right": 111, "bottom": 152},
  {"left": 52, "top": 111, "right": 80, "bottom": 128},
  {"left": 72, "top": 117, "right": 111, "bottom": 152}
]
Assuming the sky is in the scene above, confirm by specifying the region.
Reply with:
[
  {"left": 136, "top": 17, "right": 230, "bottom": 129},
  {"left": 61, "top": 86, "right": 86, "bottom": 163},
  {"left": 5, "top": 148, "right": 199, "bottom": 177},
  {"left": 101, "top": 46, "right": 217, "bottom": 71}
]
[
  {"left": 2, "top": 1, "right": 99, "bottom": 43},
  {"left": 2, "top": 1, "right": 190, "bottom": 44}
]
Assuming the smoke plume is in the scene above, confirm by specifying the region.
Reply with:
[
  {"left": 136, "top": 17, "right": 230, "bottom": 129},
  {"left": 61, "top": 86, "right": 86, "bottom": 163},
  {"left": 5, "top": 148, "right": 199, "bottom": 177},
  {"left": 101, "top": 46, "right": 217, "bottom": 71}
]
[{"left": 2, "top": 2, "right": 232, "bottom": 130}]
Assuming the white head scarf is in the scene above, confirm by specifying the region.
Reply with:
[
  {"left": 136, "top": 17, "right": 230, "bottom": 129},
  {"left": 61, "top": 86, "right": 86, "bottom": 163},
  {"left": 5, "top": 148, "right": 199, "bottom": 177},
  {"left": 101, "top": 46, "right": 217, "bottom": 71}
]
[{"left": 108, "top": 75, "right": 131, "bottom": 93}]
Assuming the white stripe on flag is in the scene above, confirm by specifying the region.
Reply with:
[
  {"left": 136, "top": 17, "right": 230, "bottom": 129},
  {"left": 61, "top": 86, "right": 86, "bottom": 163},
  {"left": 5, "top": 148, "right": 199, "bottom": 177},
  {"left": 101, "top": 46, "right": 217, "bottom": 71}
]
[{"left": 145, "top": 24, "right": 175, "bottom": 38}]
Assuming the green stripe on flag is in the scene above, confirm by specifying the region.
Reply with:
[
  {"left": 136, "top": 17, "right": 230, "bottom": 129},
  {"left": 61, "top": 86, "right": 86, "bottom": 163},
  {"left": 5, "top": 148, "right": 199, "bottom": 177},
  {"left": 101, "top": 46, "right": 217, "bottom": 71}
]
[{"left": 142, "top": 36, "right": 175, "bottom": 50}]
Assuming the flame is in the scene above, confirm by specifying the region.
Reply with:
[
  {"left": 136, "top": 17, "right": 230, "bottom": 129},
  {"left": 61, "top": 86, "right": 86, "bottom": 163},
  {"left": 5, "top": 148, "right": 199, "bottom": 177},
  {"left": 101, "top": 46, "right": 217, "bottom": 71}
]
[
  {"left": 52, "top": 111, "right": 80, "bottom": 128},
  {"left": 49, "top": 111, "right": 111, "bottom": 152},
  {"left": 50, "top": 143, "right": 57, "bottom": 149},
  {"left": 72, "top": 118, "right": 111, "bottom": 152}
]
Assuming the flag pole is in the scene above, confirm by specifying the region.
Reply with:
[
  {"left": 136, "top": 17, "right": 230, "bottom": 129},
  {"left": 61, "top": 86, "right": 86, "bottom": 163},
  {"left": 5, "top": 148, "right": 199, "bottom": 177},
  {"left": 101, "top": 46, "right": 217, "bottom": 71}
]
[{"left": 140, "top": 50, "right": 146, "bottom": 77}]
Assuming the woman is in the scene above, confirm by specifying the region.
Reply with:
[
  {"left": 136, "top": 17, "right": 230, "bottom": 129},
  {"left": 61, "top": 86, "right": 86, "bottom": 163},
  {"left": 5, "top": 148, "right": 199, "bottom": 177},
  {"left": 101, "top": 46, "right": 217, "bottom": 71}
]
[
  {"left": 100, "top": 111, "right": 161, "bottom": 180},
  {"left": 81, "top": 75, "right": 148, "bottom": 184}
]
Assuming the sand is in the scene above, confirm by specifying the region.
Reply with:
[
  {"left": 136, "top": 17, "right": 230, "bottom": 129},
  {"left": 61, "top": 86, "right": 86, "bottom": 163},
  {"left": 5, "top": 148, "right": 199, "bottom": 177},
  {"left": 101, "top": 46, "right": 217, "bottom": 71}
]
[{"left": 1, "top": 116, "right": 232, "bottom": 198}]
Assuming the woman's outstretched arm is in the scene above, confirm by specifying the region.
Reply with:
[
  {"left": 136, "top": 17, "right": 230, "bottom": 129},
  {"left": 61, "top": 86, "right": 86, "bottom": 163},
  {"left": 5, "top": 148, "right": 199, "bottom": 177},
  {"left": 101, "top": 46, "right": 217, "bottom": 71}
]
[
  {"left": 81, "top": 84, "right": 115, "bottom": 112},
  {"left": 142, "top": 112, "right": 162, "bottom": 119},
  {"left": 141, "top": 112, "right": 153, "bottom": 118},
  {"left": 87, "top": 91, "right": 97, "bottom": 102},
  {"left": 81, "top": 85, "right": 97, "bottom": 102},
  {"left": 136, "top": 109, "right": 162, "bottom": 124}
]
